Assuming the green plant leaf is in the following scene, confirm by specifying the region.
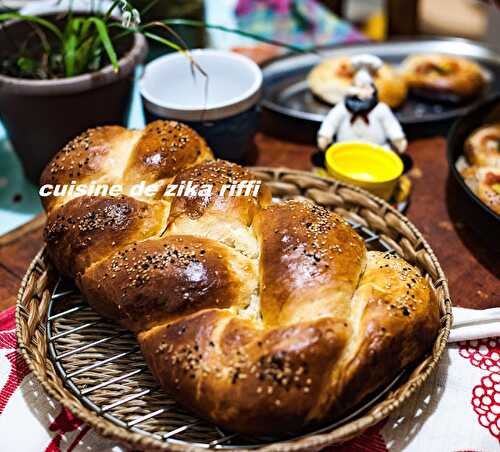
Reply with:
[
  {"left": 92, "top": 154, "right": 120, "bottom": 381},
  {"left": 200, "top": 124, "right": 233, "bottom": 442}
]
[
  {"left": 140, "top": 20, "right": 190, "bottom": 53},
  {"left": 17, "top": 57, "right": 38, "bottom": 75},
  {"left": 142, "top": 31, "right": 183, "bottom": 52},
  {"left": 64, "top": 34, "right": 78, "bottom": 76},
  {"left": 70, "top": 17, "right": 96, "bottom": 72},
  {"left": 141, "top": 28, "right": 207, "bottom": 79},
  {"left": 75, "top": 37, "right": 94, "bottom": 74},
  {"left": 159, "top": 18, "right": 314, "bottom": 54},
  {"left": 87, "top": 17, "right": 119, "bottom": 72},
  {"left": 63, "top": 19, "right": 82, "bottom": 77},
  {"left": 80, "top": 18, "right": 93, "bottom": 41}
]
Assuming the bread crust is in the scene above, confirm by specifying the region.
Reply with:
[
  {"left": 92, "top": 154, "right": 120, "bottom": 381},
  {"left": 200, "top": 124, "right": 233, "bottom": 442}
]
[
  {"left": 124, "top": 120, "right": 212, "bottom": 189},
  {"left": 168, "top": 160, "right": 272, "bottom": 257},
  {"left": 253, "top": 201, "right": 366, "bottom": 326},
  {"left": 139, "top": 311, "right": 349, "bottom": 434},
  {"left": 308, "top": 56, "right": 408, "bottom": 108},
  {"left": 40, "top": 126, "right": 138, "bottom": 211},
  {"left": 44, "top": 195, "right": 167, "bottom": 278},
  {"left": 401, "top": 54, "right": 486, "bottom": 100},
  {"left": 319, "top": 251, "right": 439, "bottom": 420},
  {"left": 461, "top": 121, "right": 500, "bottom": 215},
  {"left": 81, "top": 235, "right": 258, "bottom": 333},
  {"left": 465, "top": 122, "right": 500, "bottom": 168},
  {"left": 461, "top": 166, "right": 500, "bottom": 215}
]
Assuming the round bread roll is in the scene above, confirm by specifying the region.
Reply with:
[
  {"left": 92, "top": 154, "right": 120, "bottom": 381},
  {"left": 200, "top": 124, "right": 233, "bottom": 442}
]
[
  {"left": 465, "top": 122, "right": 500, "bottom": 168},
  {"left": 401, "top": 54, "right": 486, "bottom": 102},
  {"left": 461, "top": 165, "right": 500, "bottom": 215},
  {"left": 40, "top": 121, "right": 440, "bottom": 435},
  {"left": 308, "top": 56, "right": 408, "bottom": 108}
]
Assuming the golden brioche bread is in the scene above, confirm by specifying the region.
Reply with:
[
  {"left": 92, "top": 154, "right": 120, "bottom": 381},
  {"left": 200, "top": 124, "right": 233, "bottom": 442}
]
[
  {"left": 307, "top": 56, "right": 408, "bottom": 108},
  {"left": 401, "top": 54, "right": 486, "bottom": 101},
  {"left": 40, "top": 121, "right": 439, "bottom": 435}
]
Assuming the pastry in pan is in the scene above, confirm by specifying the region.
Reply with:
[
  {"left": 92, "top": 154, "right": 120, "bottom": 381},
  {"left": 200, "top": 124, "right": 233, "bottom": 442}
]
[
  {"left": 401, "top": 54, "right": 486, "bottom": 103},
  {"left": 40, "top": 121, "right": 440, "bottom": 435},
  {"left": 460, "top": 120, "right": 500, "bottom": 215},
  {"left": 465, "top": 122, "right": 500, "bottom": 168},
  {"left": 461, "top": 165, "right": 500, "bottom": 215},
  {"left": 308, "top": 56, "right": 408, "bottom": 108}
]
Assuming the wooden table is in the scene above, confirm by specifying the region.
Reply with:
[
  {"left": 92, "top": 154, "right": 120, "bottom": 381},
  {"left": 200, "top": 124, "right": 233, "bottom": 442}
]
[{"left": 0, "top": 134, "right": 498, "bottom": 312}]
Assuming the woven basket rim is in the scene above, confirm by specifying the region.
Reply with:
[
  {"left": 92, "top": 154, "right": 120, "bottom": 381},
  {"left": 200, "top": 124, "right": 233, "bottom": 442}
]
[{"left": 16, "top": 167, "right": 453, "bottom": 452}]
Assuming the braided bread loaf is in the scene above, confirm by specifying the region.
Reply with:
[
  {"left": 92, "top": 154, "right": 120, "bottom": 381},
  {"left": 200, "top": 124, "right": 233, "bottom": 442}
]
[{"left": 40, "top": 120, "right": 439, "bottom": 435}]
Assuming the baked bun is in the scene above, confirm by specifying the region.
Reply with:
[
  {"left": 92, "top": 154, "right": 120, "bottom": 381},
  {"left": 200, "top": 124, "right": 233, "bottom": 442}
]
[
  {"left": 461, "top": 166, "right": 500, "bottom": 215},
  {"left": 460, "top": 120, "right": 500, "bottom": 215},
  {"left": 308, "top": 56, "right": 408, "bottom": 108},
  {"left": 465, "top": 122, "right": 500, "bottom": 168},
  {"left": 401, "top": 54, "right": 486, "bottom": 102},
  {"left": 41, "top": 121, "right": 440, "bottom": 435}
]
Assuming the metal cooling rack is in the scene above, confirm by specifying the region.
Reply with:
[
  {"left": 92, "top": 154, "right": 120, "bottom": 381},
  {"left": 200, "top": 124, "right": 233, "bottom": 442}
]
[{"left": 46, "top": 220, "right": 402, "bottom": 449}]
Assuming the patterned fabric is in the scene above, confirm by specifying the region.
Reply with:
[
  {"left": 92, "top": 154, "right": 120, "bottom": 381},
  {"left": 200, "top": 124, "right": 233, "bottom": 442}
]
[
  {"left": 234, "top": 0, "right": 366, "bottom": 48},
  {"left": 459, "top": 338, "right": 500, "bottom": 440},
  {"left": 2, "top": 306, "right": 500, "bottom": 450},
  {"left": 0, "top": 307, "right": 121, "bottom": 451}
]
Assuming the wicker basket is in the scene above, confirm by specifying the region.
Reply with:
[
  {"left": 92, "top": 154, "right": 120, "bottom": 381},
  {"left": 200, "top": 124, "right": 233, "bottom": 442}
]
[{"left": 16, "top": 168, "right": 452, "bottom": 451}]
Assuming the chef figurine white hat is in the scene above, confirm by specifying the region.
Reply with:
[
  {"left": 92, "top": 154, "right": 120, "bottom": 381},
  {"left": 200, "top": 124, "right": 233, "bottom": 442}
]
[
  {"left": 350, "top": 54, "right": 383, "bottom": 88},
  {"left": 351, "top": 54, "right": 383, "bottom": 74}
]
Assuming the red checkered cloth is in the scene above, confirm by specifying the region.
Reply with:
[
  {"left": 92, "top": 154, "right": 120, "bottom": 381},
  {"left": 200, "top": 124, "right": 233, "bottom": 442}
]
[{"left": 1, "top": 306, "right": 498, "bottom": 451}]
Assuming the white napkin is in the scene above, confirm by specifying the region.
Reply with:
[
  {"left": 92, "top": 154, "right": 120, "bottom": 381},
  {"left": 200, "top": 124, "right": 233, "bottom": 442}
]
[{"left": 450, "top": 307, "right": 500, "bottom": 342}]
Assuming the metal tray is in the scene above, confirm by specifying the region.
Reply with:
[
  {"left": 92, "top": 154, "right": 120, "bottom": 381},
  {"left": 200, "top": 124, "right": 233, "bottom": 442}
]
[{"left": 261, "top": 38, "right": 500, "bottom": 142}]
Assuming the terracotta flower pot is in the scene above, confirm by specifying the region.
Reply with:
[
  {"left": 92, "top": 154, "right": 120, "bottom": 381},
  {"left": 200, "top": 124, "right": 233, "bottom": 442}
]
[{"left": 0, "top": 17, "right": 148, "bottom": 184}]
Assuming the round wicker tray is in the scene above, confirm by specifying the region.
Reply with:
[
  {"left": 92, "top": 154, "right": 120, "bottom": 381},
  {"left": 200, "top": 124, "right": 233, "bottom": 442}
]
[{"left": 16, "top": 168, "right": 452, "bottom": 451}]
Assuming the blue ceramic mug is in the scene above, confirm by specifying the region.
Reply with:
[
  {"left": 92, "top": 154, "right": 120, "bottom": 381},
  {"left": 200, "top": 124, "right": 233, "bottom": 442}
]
[{"left": 139, "top": 49, "right": 263, "bottom": 162}]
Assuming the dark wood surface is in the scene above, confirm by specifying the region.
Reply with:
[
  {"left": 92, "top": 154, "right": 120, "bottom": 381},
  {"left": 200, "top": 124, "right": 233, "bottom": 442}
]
[
  {"left": 0, "top": 133, "right": 498, "bottom": 312},
  {"left": 0, "top": 213, "right": 45, "bottom": 312}
]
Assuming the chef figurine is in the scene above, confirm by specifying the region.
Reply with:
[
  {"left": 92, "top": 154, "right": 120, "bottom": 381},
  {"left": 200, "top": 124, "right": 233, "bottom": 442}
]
[{"left": 317, "top": 54, "right": 407, "bottom": 154}]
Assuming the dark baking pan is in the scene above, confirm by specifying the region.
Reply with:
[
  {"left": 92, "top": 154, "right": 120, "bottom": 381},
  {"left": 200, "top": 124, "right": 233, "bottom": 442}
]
[
  {"left": 261, "top": 38, "right": 500, "bottom": 143},
  {"left": 447, "top": 93, "right": 500, "bottom": 244}
]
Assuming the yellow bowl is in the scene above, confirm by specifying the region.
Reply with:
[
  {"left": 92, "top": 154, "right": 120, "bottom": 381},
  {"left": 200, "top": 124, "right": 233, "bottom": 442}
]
[{"left": 325, "top": 142, "right": 404, "bottom": 200}]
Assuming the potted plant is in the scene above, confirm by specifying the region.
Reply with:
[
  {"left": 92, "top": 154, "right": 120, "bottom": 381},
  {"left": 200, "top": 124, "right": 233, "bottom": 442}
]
[
  {"left": 0, "top": 0, "right": 306, "bottom": 183},
  {"left": 0, "top": 1, "right": 192, "bottom": 183}
]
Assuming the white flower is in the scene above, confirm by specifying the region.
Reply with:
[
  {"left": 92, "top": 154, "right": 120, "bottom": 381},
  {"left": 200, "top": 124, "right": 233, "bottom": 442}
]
[
  {"left": 131, "top": 8, "right": 141, "bottom": 26},
  {"left": 120, "top": 7, "right": 141, "bottom": 28},
  {"left": 121, "top": 10, "right": 132, "bottom": 28}
]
